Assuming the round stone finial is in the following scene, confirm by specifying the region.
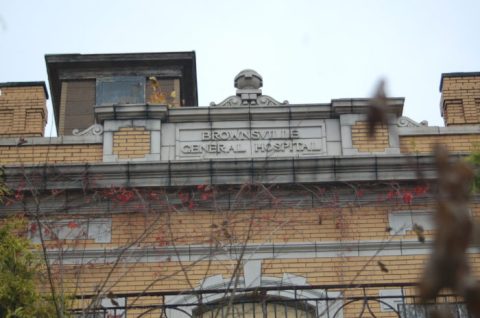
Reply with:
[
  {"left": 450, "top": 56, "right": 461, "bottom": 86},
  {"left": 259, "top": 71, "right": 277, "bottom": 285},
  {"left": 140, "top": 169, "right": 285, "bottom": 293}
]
[{"left": 234, "top": 69, "right": 263, "bottom": 90}]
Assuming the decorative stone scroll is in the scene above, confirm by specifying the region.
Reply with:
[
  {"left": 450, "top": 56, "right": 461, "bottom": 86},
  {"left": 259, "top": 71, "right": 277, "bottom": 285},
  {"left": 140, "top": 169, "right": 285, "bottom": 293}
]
[
  {"left": 72, "top": 123, "right": 104, "bottom": 136},
  {"left": 397, "top": 116, "right": 428, "bottom": 127}
]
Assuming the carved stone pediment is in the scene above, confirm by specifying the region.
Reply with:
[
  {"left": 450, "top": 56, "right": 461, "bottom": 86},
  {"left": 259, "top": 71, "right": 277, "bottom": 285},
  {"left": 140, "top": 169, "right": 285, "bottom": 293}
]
[
  {"left": 211, "top": 94, "right": 288, "bottom": 107},
  {"left": 211, "top": 95, "right": 241, "bottom": 107},
  {"left": 210, "top": 69, "right": 288, "bottom": 107}
]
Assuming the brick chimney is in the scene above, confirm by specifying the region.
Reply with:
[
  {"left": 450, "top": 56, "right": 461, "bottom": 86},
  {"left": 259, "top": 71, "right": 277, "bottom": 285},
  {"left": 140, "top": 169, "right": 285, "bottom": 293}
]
[
  {"left": 0, "top": 82, "right": 48, "bottom": 137},
  {"left": 440, "top": 72, "right": 480, "bottom": 126}
]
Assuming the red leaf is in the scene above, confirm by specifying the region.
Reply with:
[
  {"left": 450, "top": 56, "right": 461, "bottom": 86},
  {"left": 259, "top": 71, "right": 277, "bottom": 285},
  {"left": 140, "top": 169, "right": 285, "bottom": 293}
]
[
  {"left": 15, "top": 191, "right": 24, "bottom": 201},
  {"left": 402, "top": 191, "right": 413, "bottom": 204},
  {"left": 178, "top": 192, "right": 190, "bottom": 203},
  {"left": 355, "top": 189, "right": 365, "bottom": 198},
  {"left": 200, "top": 192, "right": 210, "bottom": 201},
  {"left": 155, "top": 234, "right": 167, "bottom": 246},
  {"left": 386, "top": 190, "right": 396, "bottom": 200},
  {"left": 414, "top": 185, "right": 428, "bottom": 195},
  {"left": 117, "top": 190, "right": 134, "bottom": 203},
  {"left": 148, "top": 191, "right": 159, "bottom": 200},
  {"left": 51, "top": 189, "right": 62, "bottom": 196},
  {"left": 67, "top": 221, "right": 79, "bottom": 229}
]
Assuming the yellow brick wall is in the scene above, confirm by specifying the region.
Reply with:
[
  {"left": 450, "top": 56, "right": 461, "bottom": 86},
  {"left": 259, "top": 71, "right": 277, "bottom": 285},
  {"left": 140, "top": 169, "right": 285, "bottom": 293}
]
[
  {"left": 2, "top": 77, "right": 479, "bottom": 316},
  {"left": 351, "top": 121, "right": 389, "bottom": 153},
  {"left": 400, "top": 134, "right": 480, "bottom": 154},
  {"left": 0, "top": 86, "right": 47, "bottom": 137},
  {"left": 55, "top": 204, "right": 480, "bottom": 316},
  {"left": 441, "top": 76, "right": 480, "bottom": 125},
  {"left": 443, "top": 99, "right": 466, "bottom": 125},
  {"left": 55, "top": 248, "right": 467, "bottom": 290},
  {"left": 113, "top": 127, "right": 150, "bottom": 159},
  {"left": 60, "top": 255, "right": 480, "bottom": 316},
  {"left": 0, "top": 144, "right": 102, "bottom": 164},
  {"left": 33, "top": 200, "right": 476, "bottom": 251},
  {"left": 18, "top": 192, "right": 480, "bottom": 316}
]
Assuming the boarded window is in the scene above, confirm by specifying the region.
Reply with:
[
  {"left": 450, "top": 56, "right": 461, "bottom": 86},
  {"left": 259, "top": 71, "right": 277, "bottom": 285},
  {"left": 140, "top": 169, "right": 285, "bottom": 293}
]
[
  {"left": 96, "top": 76, "right": 145, "bottom": 105},
  {"left": 30, "top": 218, "right": 112, "bottom": 244},
  {"left": 388, "top": 210, "right": 434, "bottom": 235},
  {"left": 63, "top": 80, "right": 96, "bottom": 135}
]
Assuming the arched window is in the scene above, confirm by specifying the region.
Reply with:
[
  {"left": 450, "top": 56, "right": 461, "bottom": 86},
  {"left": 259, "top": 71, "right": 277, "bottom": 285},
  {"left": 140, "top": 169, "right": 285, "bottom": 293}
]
[
  {"left": 165, "top": 266, "right": 343, "bottom": 318},
  {"left": 192, "top": 295, "right": 316, "bottom": 318}
]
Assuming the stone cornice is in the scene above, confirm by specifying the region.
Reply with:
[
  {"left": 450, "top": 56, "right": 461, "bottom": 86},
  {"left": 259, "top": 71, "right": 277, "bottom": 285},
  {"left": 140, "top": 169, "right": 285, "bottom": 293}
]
[
  {"left": 93, "top": 98, "right": 404, "bottom": 124},
  {"left": 94, "top": 104, "right": 168, "bottom": 122},
  {"left": 42, "top": 239, "right": 480, "bottom": 264},
  {"left": 167, "top": 104, "right": 334, "bottom": 122},
  {"left": 4, "top": 154, "right": 438, "bottom": 190},
  {"left": 398, "top": 124, "right": 480, "bottom": 136},
  {"left": 331, "top": 98, "right": 404, "bottom": 116}
]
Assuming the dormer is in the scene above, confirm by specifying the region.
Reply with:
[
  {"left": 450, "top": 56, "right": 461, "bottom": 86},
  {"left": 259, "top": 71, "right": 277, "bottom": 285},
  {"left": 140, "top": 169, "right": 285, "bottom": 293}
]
[{"left": 46, "top": 52, "right": 198, "bottom": 136}]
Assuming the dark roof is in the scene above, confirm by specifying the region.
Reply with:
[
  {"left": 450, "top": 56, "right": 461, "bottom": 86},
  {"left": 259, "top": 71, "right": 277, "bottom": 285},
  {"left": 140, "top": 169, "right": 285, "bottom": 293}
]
[
  {"left": 439, "top": 72, "right": 480, "bottom": 91},
  {"left": 0, "top": 81, "right": 49, "bottom": 99},
  {"left": 45, "top": 51, "right": 198, "bottom": 133}
]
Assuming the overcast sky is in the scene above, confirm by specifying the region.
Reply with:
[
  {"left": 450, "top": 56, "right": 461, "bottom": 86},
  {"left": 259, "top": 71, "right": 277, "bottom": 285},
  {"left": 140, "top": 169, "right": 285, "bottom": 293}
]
[{"left": 1, "top": 0, "right": 479, "bottom": 136}]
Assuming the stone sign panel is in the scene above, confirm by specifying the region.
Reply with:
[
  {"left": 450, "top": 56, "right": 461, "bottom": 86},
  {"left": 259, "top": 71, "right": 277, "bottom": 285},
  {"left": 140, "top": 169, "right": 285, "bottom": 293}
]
[{"left": 176, "top": 120, "right": 327, "bottom": 159}]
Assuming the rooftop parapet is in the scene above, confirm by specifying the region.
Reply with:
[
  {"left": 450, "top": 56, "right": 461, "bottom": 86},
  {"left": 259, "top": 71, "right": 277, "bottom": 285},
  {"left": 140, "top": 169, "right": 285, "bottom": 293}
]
[
  {"left": 0, "top": 81, "right": 48, "bottom": 137},
  {"left": 440, "top": 72, "right": 480, "bottom": 126}
]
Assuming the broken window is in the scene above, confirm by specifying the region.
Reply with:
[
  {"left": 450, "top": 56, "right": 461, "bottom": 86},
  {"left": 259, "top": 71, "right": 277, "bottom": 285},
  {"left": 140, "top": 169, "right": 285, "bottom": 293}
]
[
  {"left": 96, "top": 76, "right": 181, "bottom": 107},
  {"left": 96, "top": 76, "right": 145, "bottom": 105}
]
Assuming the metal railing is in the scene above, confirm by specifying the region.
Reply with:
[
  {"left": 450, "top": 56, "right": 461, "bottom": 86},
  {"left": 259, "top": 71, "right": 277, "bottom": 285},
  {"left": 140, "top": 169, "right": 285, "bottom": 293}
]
[{"left": 70, "top": 282, "right": 471, "bottom": 318}]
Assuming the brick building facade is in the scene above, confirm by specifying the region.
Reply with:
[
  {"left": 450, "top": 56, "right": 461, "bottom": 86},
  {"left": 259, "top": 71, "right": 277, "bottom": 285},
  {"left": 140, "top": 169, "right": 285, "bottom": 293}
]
[{"left": 0, "top": 52, "right": 479, "bottom": 317}]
